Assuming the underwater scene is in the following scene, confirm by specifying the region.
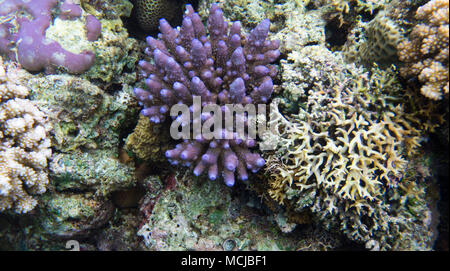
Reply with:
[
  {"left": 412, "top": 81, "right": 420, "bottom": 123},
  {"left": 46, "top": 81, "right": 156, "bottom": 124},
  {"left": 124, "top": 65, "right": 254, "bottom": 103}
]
[{"left": 0, "top": 0, "right": 448, "bottom": 251}]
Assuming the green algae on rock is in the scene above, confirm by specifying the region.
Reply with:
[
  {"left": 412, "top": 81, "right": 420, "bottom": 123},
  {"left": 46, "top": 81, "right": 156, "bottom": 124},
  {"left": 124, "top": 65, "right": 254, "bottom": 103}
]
[
  {"left": 50, "top": 150, "right": 136, "bottom": 196},
  {"left": 137, "top": 170, "right": 310, "bottom": 251},
  {"left": 26, "top": 74, "right": 137, "bottom": 152},
  {"left": 81, "top": 0, "right": 134, "bottom": 19}
]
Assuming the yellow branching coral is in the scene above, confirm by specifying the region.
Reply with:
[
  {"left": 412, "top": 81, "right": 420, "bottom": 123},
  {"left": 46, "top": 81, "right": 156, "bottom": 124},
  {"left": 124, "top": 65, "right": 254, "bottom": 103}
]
[
  {"left": 398, "top": 0, "right": 449, "bottom": 100},
  {"left": 266, "top": 85, "right": 415, "bottom": 207},
  {"left": 0, "top": 57, "right": 52, "bottom": 213},
  {"left": 262, "top": 63, "right": 425, "bottom": 249}
]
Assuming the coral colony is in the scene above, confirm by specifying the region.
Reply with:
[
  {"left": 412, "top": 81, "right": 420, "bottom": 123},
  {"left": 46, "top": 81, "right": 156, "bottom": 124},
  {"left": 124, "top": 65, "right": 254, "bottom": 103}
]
[
  {"left": 0, "top": 56, "right": 52, "bottom": 213},
  {"left": 134, "top": 4, "right": 280, "bottom": 186},
  {"left": 398, "top": 0, "right": 449, "bottom": 100},
  {"left": 0, "top": 0, "right": 100, "bottom": 74}
]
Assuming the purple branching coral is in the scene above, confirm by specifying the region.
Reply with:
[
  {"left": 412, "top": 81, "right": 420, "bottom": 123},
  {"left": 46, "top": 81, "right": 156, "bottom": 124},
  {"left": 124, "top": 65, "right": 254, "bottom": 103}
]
[
  {"left": 134, "top": 4, "right": 280, "bottom": 186},
  {"left": 0, "top": 0, "right": 101, "bottom": 74}
]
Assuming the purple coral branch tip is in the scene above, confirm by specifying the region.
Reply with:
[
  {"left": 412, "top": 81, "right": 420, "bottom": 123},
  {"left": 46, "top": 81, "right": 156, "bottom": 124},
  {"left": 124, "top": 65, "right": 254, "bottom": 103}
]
[
  {"left": 209, "top": 173, "right": 217, "bottom": 180},
  {"left": 224, "top": 179, "right": 235, "bottom": 187},
  {"left": 256, "top": 158, "right": 265, "bottom": 167}
]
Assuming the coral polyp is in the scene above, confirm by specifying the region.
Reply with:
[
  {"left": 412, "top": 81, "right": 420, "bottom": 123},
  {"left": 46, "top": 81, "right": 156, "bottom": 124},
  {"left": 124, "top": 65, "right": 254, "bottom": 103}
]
[{"left": 134, "top": 4, "right": 280, "bottom": 186}]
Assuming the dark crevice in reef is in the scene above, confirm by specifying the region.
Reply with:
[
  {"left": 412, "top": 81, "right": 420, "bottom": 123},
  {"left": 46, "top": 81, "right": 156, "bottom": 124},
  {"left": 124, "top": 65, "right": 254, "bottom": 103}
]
[
  {"left": 334, "top": 233, "right": 367, "bottom": 251},
  {"left": 118, "top": 121, "right": 137, "bottom": 150},
  {"left": 305, "top": 1, "right": 317, "bottom": 11},
  {"left": 324, "top": 17, "right": 350, "bottom": 49},
  {"left": 435, "top": 169, "right": 449, "bottom": 251},
  {"left": 103, "top": 82, "right": 123, "bottom": 94},
  {"left": 427, "top": 116, "right": 449, "bottom": 251},
  {"left": 358, "top": 8, "right": 379, "bottom": 23}
]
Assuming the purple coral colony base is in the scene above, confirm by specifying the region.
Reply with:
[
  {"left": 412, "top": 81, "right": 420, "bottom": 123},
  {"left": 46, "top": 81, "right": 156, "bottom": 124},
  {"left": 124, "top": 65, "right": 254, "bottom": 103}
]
[{"left": 134, "top": 4, "right": 280, "bottom": 186}]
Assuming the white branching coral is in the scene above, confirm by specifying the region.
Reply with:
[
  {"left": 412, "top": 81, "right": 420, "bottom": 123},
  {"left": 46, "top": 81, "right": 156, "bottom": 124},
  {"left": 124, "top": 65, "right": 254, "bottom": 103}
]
[{"left": 0, "top": 57, "right": 52, "bottom": 213}]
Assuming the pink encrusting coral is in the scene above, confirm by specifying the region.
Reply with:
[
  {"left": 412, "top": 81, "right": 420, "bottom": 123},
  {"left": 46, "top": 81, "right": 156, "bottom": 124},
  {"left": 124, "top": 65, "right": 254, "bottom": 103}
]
[
  {"left": 86, "top": 15, "right": 102, "bottom": 41},
  {"left": 134, "top": 4, "right": 280, "bottom": 186},
  {"left": 59, "top": 1, "right": 83, "bottom": 20},
  {"left": 0, "top": 0, "right": 101, "bottom": 74}
]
